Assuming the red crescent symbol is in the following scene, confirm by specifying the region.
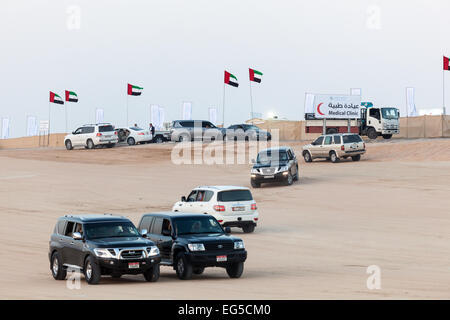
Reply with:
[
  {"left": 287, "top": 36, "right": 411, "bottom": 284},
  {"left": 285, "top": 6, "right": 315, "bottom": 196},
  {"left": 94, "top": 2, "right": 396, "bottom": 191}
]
[{"left": 317, "top": 103, "right": 325, "bottom": 116}]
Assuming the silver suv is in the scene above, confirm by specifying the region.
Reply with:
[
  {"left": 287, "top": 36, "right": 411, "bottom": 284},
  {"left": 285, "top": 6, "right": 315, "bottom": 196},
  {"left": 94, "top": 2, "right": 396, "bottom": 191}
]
[
  {"left": 302, "top": 133, "right": 365, "bottom": 163},
  {"left": 64, "top": 123, "right": 118, "bottom": 150},
  {"left": 169, "top": 120, "right": 226, "bottom": 142}
]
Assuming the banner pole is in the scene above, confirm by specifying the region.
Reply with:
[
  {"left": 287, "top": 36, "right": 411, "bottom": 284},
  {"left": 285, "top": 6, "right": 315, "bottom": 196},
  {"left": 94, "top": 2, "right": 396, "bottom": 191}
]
[
  {"left": 249, "top": 80, "right": 254, "bottom": 124},
  {"left": 222, "top": 83, "right": 226, "bottom": 127},
  {"left": 65, "top": 103, "right": 68, "bottom": 134}
]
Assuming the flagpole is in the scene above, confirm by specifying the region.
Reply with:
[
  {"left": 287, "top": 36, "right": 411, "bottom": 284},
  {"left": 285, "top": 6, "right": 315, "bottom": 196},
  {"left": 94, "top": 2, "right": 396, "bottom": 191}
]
[
  {"left": 249, "top": 80, "right": 254, "bottom": 124},
  {"left": 222, "top": 83, "right": 226, "bottom": 127},
  {"left": 443, "top": 69, "right": 446, "bottom": 115},
  {"left": 48, "top": 101, "right": 51, "bottom": 146},
  {"left": 65, "top": 103, "right": 68, "bottom": 134},
  {"left": 126, "top": 94, "right": 129, "bottom": 127}
]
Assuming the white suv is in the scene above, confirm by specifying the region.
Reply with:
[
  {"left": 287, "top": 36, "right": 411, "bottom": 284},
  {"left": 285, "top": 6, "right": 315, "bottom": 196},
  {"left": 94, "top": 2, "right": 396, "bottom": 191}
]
[
  {"left": 172, "top": 186, "right": 259, "bottom": 233},
  {"left": 65, "top": 123, "right": 119, "bottom": 150}
]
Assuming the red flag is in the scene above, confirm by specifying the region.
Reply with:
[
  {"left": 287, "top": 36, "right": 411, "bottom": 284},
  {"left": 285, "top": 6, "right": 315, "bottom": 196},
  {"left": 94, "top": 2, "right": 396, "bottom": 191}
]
[{"left": 444, "top": 56, "right": 450, "bottom": 70}]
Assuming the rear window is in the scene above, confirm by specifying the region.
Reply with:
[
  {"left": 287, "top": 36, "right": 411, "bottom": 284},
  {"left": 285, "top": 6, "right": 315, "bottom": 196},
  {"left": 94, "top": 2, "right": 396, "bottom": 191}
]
[
  {"left": 343, "top": 135, "right": 363, "bottom": 143},
  {"left": 99, "top": 125, "right": 114, "bottom": 132},
  {"left": 217, "top": 190, "right": 253, "bottom": 202}
]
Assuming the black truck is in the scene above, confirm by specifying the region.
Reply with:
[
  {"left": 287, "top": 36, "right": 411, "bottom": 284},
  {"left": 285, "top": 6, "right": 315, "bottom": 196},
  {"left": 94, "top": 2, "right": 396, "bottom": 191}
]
[
  {"left": 138, "top": 212, "right": 247, "bottom": 280},
  {"left": 49, "top": 214, "right": 161, "bottom": 284}
]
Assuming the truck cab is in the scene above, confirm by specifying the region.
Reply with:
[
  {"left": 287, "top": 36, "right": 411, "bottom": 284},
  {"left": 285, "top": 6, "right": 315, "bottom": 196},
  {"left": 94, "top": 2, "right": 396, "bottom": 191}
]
[{"left": 360, "top": 102, "right": 400, "bottom": 139}]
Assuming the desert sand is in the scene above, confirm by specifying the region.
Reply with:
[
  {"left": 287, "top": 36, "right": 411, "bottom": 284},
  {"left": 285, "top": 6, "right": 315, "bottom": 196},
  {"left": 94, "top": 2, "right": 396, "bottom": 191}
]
[{"left": 0, "top": 138, "right": 449, "bottom": 299}]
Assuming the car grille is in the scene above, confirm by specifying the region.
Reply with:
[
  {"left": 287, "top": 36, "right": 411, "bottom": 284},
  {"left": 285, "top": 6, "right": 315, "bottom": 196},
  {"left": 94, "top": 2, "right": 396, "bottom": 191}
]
[
  {"left": 120, "top": 249, "right": 144, "bottom": 259},
  {"left": 204, "top": 242, "right": 234, "bottom": 251},
  {"left": 384, "top": 125, "right": 398, "bottom": 129},
  {"left": 260, "top": 167, "right": 276, "bottom": 175}
]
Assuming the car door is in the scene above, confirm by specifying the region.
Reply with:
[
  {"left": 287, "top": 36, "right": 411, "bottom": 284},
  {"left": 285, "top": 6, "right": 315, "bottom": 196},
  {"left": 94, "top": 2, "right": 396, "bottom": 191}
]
[
  {"left": 322, "top": 135, "right": 333, "bottom": 156},
  {"left": 66, "top": 223, "right": 85, "bottom": 267},
  {"left": 72, "top": 127, "right": 83, "bottom": 146},
  {"left": 310, "top": 136, "right": 324, "bottom": 157},
  {"left": 60, "top": 221, "right": 75, "bottom": 264},
  {"left": 182, "top": 190, "right": 198, "bottom": 212},
  {"left": 287, "top": 149, "right": 298, "bottom": 176},
  {"left": 158, "top": 218, "right": 174, "bottom": 260}
]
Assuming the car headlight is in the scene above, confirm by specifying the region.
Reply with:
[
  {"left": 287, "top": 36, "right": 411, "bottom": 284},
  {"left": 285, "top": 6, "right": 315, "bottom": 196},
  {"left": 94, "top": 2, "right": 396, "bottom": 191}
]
[
  {"left": 279, "top": 165, "right": 289, "bottom": 172},
  {"left": 93, "top": 248, "right": 115, "bottom": 258},
  {"left": 146, "top": 246, "right": 160, "bottom": 256},
  {"left": 251, "top": 168, "right": 259, "bottom": 174},
  {"left": 188, "top": 243, "right": 205, "bottom": 251},
  {"left": 234, "top": 241, "right": 245, "bottom": 249}
]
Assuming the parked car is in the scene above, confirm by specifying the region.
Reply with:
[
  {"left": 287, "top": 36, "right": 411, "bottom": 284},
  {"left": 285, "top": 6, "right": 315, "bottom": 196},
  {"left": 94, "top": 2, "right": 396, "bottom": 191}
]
[
  {"left": 226, "top": 124, "right": 271, "bottom": 141},
  {"left": 152, "top": 130, "right": 170, "bottom": 143},
  {"left": 48, "top": 214, "right": 161, "bottom": 284},
  {"left": 302, "top": 133, "right": 366, "bottom": 163},
  {"left": 138, "top": 212, "right": 247, "bottom": 280},
  {"left": 64, "top": 123, "right": 118, "bottom": 150},
  {"left": 116, "top": 126, "right": 153, "bottom": 145},
  {"left": 250, "top": 147, "right": 299, "bottom": 188},
  {"left": 172, "top": 186, "right": 259, "bottom": 233},
  {"left": 169, "top": 120, "right": 225, "bottom": 142}
]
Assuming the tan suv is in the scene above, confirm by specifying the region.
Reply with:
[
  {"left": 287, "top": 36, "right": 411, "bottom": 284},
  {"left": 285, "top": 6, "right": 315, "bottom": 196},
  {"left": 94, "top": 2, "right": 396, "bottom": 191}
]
[{"left": 302, "top": 133, "right": 365, "bottom": 163}]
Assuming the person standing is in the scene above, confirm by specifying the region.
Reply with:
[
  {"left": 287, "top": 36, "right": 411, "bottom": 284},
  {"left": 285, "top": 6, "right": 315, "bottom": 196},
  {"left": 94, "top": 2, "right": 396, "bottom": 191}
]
[{"left": 149, "top": 123, "right": 155, "bottom": 137}]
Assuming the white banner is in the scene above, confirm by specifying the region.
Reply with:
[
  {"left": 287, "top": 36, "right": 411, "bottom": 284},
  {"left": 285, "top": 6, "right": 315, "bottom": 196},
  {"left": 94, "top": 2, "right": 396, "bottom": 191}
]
[
  {"left": 304, "top": 93, "right": 315, "bottom": 114},
  {"left": 313, "top": 94, "right": 361, "bottom": 119},
  {"left": 182, "top": 102, "right": 192, "bottom": 120},
  {"left": 96, "top": 108, "right": 104, "bottom": 124},
  {"left": 26, "top": 116, "right": 38, "bottom": 136},
  {"left": 151, "top": 104, "right": 160, "bottom": 129},
  {"left": 350, "top": 88, "right": 362, "bottom": 96},
  {"left": 39, "top": 120, "right": 49, "bottom": 132},
  {"left": 209, "top": 107, "right": 217, "bottom": 125},
  {"left": 158, "top": 107, "right": 165, "bottom": 130},
  {"left": 406, "top": 87, "right": 417, "bottom": 117},
  {"left": 1, "top": 118, "right": 10, "bottom": 139}
]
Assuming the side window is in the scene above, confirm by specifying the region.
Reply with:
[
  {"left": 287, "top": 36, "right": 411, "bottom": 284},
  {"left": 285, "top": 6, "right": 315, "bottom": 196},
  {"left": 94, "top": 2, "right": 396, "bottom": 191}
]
[
  {"left": 313, "top": 136, "right": 324, "bottom": 145},
  {"left": 228, "top": 125, "right": 236, "bottom": 130},
  {"left": 139, "top": 216, "right": 154, "bottom": 232},
  {"left": 324, "top": 136, "right": 333, "bottom": 145},
  {"left": 202, "top": 121, "right": 213, "bottom": 128},
  {"left": 56, "top": 220, "right": 66, "bottom": 234},
  {"left": 369, "top": 108, "right": 380, "bottom": 120},
  {"left": 151, "top": 218, "right": 163, "bottom": 235},
  {"left": 333, "top": 135, "right": 341, "bottom": 144},
  {"left": 73, "top": 223, "right": 83, "bottom": 236},
  {"left": 82, "top": 127, "right": 94, "bottom": 134},
  {"left": 203, "top": 191, "right": 214, "bottom": 202},
  {"left": 196, "top": 190, "right": 206, "bottom": 201},
  {"left": 64, "top": 221, "right": 75, "bottom": 237},
  {"left": 187, "top": 190, "right": 198, "bottom": 202},
  {"left": 74, "top": 128, "right": 82, "bottom": 134},
  {"left": 174, "top": 121, "right": 182, "bottom": 128},
  {"left": 162, "top": 219, "right": 172, "bottom": 234}
]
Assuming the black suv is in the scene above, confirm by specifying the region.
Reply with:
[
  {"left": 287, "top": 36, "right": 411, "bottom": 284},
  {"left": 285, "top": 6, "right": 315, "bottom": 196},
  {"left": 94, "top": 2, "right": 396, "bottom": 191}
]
[
  {"left": 49, "top": 215, "right": 161, "bottom": 284},
  {"left": 250, "top": 146, "right": 299, "bottom": 187},
  {"left": 138, "top": 212, "right": 247, "bottom": 280}
]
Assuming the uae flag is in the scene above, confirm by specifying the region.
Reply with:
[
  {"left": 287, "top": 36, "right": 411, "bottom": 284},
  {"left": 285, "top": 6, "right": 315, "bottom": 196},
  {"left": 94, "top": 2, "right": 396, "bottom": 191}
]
[
  {"left": 224, "top": 71, "right": 239, "bottom": 87},
  {"left": 128, "top": 83, "right": 143, "bottom": 96},
  {"left": 65, "top": 90, "right": 78, "bottom": 102},
  {"left": 444, "top": 56, "right": 450, "bottom": 70},
  {"left": 49, "top": 91, "right": 64, "bottom": 104},
  {"left": 249, "top": 68, "right": 263, "bottom": 83}
]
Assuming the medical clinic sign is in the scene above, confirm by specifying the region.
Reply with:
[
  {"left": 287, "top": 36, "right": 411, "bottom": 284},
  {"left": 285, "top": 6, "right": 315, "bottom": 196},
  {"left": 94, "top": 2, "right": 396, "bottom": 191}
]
[{"left": 313, "top": 94, "right": 361, "bottom": 119}]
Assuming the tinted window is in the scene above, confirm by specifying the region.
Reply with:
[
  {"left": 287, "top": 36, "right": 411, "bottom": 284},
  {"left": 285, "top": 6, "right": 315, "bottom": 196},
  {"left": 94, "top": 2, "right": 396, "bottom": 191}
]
[
  {"left": 324, "top": 136, "right": 333, "bottom": 145},
  {"left": 313, "top": 136, "right": 324, "bottom": 145},
  {"left": 174, "top": 216, "right": 223, "bottom": 235},
  {"left": 204, "top": 191, "right": 214, "bottom": 202},
  {"left": 217, "top": 190, "right": 253, "bottom": 202},
  {"left": 56, "top": 220, "right": 66, "bottom": 234},
  {"left": 228, "top": 125, "right": 237, "bottom": 129},
  {"left": 64, "top": 221, "right": 75, "bottom": 237},
  {"left": 162, "top": 219, "right": 172, "bottom": 234},
  {"left": 139, "top": 216, "right": 154, "bottom": 232},
  {"left": 99, "top": 125, "right": 114, "bottom": 132},
  {"left": 343, "top": 135, "right": 363, "bottom": 143},
  {"left": 369, "top": 108, "right": 380, "bottom": 120},
  {"left": 333, "top": 135, "right": 341, "bottom": 144},
  {"left": 202, "top": 121, "right": 215, "bottom": 128},
  {"left": 257, "top": 150, "right": 288, "bottom": 163},
  {"left": 181, "top": 121, "right": 194, "bottom": 128},
  {"left": 73, "top": 223, "right": 83, "bottom": 236},
  {"left": 81, "top": 127, "right": 94, "bottom": 134},
  {"left": 151, "top": 218, "right": 163, "bottom": 234},
  {"left": 84, "top": 221, "right": 140, "bottom": 239}
]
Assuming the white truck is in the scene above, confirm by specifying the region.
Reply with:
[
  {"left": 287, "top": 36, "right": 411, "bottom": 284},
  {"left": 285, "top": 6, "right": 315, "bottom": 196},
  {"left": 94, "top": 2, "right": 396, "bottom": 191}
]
[{"left": 305, "top": 102, "right": 400, "bottom": 139}]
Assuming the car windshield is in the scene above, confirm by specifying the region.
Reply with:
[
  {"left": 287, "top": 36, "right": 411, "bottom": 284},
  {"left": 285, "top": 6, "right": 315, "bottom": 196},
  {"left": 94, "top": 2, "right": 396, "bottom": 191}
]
[
  {"left": 130, "top": 127, "right": 143, "bottom": 131},
  {"left": 244, "top": 125, "right": 259, "bottom": 130},
  {"left": 257, "top": 150, "right": 288, "bottom": 163},
  {"left": 99, "top": 125, "right": 114, "bottom": 132},
  {"left": 84, "top": 221, "right": 140, "bottom": 239},
  {"left": 342, "top": 135, "right": 363, "bottom": 143},
  {"left": 174, "top": 216, "right": 223, "bottom": 235},
  {"left": 381, "top": 108, "right": 398, "bottom": 119},
  {"left": 217, "top": 190, "right": 253, "bottom": 202}
]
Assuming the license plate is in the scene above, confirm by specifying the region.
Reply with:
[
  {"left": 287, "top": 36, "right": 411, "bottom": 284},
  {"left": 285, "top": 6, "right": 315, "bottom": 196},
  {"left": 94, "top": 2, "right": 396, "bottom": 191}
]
[
  {"left": 216, "top": 255, "right": 227, "bottom": 262},
  {"left": 128, "top": 262, "right": 139, "bottom": 269},
  {"left": 232, "top": 206, "right": 245, "bottom": 211},
  {"left": 264, "top": 175, "right": 274, "bottom": 179}
]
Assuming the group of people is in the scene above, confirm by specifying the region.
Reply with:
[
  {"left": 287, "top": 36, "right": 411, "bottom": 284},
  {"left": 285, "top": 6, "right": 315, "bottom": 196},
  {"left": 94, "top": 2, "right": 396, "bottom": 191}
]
[{"left": 132, "top": 123, "right": 156, "bottom": 136}]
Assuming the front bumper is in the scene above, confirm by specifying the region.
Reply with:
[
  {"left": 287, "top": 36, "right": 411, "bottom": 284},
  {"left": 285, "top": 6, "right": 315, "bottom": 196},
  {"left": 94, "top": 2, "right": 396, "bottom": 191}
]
[
  {"left": 381, "top": 129, "right": 399, "bottom": 134},
  {"left": 186, "top": 250, "right": 247, "bottom": 267},
  {"left": 251, "top": 171, "right": 289, "bottom": 183},
  {"left": 95, "top": 255, "right": 161, "bottom": 275}
]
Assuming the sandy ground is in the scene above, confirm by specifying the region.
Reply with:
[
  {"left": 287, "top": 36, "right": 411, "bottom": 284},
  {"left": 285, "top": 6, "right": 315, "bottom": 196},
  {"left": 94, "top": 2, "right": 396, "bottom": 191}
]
[{"left": 0, "top": 138, "right": 449, "bottom": 299}]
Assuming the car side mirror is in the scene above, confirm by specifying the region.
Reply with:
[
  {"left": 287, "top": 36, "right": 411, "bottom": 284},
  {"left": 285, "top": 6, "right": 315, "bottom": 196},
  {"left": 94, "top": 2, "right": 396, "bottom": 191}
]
[
  {"left": 181, "top": 196, "right": 186, "bottom": 202},
  {"left": 224, "top": 227, "right": 231, "bottom": 234},
  {"left": 141, "top": 229, "right": 148, "bottom": 237},
  {"left": 72, "top": 232, "right": 83, "bottom": 240},
  {"left": 162, "top": 229, "right": 171, "bottom": 236},
  {"left": 72, "top": 131, "right": 76, "bottom": 135}
]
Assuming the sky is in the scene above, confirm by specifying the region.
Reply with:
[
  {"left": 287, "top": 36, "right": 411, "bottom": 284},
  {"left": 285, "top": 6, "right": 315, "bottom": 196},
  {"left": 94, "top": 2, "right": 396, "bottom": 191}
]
[{"left": 1, "top": 0, "right": 450, "bottom": 138}]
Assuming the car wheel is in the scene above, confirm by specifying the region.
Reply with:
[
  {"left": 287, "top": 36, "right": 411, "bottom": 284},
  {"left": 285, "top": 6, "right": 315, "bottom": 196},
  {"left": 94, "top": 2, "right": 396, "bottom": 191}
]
[
  {"left": 127, "top": 137, "right": 136, "bottom": 145},
  {"left": 382, "top": 134, "right": 392, "bottom": 139},
  {"left": 193, "top": 267, "right": 205, "bottom": 275},
  {"left": 175, "top": 252, "right": 193, "bottom": 280},
  {"left": 226, "top": 262, "right": 244, "bottom": 278},
  {"left": 84, "top": 256, "right": 101, "bottom": 285},
  {"left": 330, "top": 151, "right": 340, "bottom": 163},
  {"left": 303, "top": 151, "right": 312, "bottom": 163},
  {"left": 51, "top": 252, "right": 67, "bottom": 280},
  {"left": 251, "top": 180, "right": 260, "bottom": 188},
  {"left": 155, "top": 136, "right": 164, "bottom": 143},
  {"left": 367, "top": 128, "right": 378, "bottom": 140},
  {"left": 242, "top": 224, "right": 255, "bottom": 233},
  {"left": 65, "top": 140, "right": 73, "bottom": 150},
  {"left": 351, "top": 154, "right": 361, "bottom": 161},
  {"left": 294, "top": 170, "right": 299, "bottom": 181},
  {"left": 143, "top": 264, "right": 160, "bottom": 282},
  {"left": 86, "top": 139, "right": 95, "bottom": 149},
  {"left": 285, "top": 172, "right": 293, "bottom": 185}
]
